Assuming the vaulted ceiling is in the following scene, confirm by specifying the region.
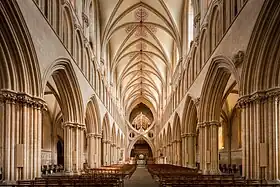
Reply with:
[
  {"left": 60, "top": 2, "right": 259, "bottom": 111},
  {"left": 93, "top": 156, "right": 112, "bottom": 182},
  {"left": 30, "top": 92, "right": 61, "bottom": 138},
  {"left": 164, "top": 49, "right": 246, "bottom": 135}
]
[{"left": 98, "top": 0, "right": 185, "bottom": 113}]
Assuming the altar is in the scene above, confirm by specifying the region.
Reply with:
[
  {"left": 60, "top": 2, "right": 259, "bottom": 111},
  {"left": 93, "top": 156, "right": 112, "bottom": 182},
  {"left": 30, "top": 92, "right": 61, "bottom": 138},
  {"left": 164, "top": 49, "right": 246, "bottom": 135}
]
[{"left": 136, "top": 154, "right": 146, "bottom": 168}]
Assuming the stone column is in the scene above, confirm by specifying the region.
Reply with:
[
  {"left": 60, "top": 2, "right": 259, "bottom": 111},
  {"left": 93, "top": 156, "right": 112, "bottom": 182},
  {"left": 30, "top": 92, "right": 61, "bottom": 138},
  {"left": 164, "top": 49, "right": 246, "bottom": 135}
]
[
  {"left": 238, "top": 90, "right": 280, "bottom": 180},
  {"left": 167, "top": 144, "right": 171, "bottom": 164},
  {"left": 163, "top": 146, "right": 167, "bottom": 164},
  {"left": 63, "top": 123, "right": 85, "bottom": 173},
  {"left": 172, "top": 141, "right": 176, "bottom": 165},
  {"left": 181, "top": 135, "right": 185, "bottom": 166},
  {"left": 95, "top": 134, "right": 102, "bottom": 167},
  {"left": 116, "top": 147, "right": 120, "bottom": 164},
  {"left": 87, "top": 133, "right": 96, "bottom": 168},
  {"left": 107, "top": 141, "right": 111, "bottom": 165},
  {"left": 102, "top": 139, "right": 107, "bottom": 166},
  {"left": 176, "top": 140, "right": 182, "bottom": 166},
  {"left": 187, "top": 133, "right": 196, "bottom": 168},
  {"left": 198, "top": 121, "right": 220, "bottom": 174},
  {"left": 0, "top": 91, "right": 45, "bottom": 181},
  {"left": 111, "top": 143, "right": 116, "bottom": 165}
]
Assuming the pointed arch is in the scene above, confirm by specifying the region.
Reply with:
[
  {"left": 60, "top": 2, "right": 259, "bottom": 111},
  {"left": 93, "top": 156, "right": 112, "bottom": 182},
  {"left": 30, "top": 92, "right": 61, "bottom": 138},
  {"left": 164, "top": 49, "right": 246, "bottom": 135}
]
[
  {"left": 173, "top": 113, "right": 181, "bottom": 141},
  {"left": 127, "top": 135, "right": 155, "bottom": 158},
  {"left": 199, "top": 56, "right": 239, "bottom": 122},
  {"left": 0, "top": 0, "right": 42, "bottom": 96},
  {"left": 85, "top": 94, "right": 101, "bottom": 134},
  {"left": 42, "top": 58, "right": 84, "bottom": 123},
  {"left": 102, "top": 113, "right": 110, "bottom": 140},
  {"left": 62, "top": 5, "right": 74, "bottom": 53}
]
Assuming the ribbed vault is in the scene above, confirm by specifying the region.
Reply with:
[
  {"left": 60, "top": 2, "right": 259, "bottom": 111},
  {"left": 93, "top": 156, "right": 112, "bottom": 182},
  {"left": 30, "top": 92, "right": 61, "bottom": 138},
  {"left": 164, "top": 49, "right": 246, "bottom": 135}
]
[{"left": 98, "top": 0, "right": 186, "bottom": 113}]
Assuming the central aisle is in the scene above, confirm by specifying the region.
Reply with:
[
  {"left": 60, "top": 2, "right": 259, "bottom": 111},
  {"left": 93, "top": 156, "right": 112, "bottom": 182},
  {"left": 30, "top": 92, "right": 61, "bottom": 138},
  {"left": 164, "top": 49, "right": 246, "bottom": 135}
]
[{"left": 124, "top": 167, "right": 158, "bottom": 187}]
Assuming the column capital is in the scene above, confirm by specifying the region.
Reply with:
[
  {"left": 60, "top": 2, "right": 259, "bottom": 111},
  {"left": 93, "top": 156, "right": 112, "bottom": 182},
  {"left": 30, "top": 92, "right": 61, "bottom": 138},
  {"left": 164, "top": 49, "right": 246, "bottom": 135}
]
[
  {"left": 172, "top": 139, "right": 182, "bottom": 143},
  {"left": 63, "top": 122, "right": 86, "bottom": 129},
  {"left": 186, "top": 133, "right": 197, "bottom": 137},
  {"left": 0, "top": 89, "right": 47, "bottom": 109},
  {"left": 95, "top": 134, "right": 102, "bottom": 139},
  {"left": 197, "top": 121, "right": 220, "bottom": 128},
  {"left": 117, "top": 146, "right": 121, "bottom": 149},
  {"left": 86, "top": 133, "right": 96, "bottom": 138},
  {"left": 111, "top": 143, "right": 116, "bottom": 147}
]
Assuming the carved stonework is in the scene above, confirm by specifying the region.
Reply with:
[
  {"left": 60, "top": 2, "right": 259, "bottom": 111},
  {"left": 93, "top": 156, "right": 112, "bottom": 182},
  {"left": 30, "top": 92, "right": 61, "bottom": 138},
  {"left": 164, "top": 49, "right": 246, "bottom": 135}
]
[
  {"left": 237, "top": 88, "right": 280, "bottom": 108},
  {"left": 233, "top": 50, "right": 245, "bottom": 66},
  {"left": 194, "top": 13, "right": 201, "bottom": 27},
  {"left": 0, "top": 90, "right": 46, "bottom": 109},
  {"left": 197, "top": 121, "right": 221, "bottom": 128},
  {"left": 82, "top": 12, "right": 89, "bottom": 27}
]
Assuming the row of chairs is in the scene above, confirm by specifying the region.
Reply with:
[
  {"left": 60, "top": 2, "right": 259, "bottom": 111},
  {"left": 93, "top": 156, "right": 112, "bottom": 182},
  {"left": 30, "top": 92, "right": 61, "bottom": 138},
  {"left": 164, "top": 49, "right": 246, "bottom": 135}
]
[
  {"left": 147, "top": 164, "right": 280, "bottom": 187},
  {"left": 8, "top": 164, "right": 137, "bottom": 187}
]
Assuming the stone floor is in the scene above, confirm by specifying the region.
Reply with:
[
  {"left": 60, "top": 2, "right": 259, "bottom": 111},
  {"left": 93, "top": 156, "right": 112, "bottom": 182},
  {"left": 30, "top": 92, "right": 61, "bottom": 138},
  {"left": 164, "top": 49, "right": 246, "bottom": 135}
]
[{"left": 124, "top": 167, "right": 158, "bottom": 187}]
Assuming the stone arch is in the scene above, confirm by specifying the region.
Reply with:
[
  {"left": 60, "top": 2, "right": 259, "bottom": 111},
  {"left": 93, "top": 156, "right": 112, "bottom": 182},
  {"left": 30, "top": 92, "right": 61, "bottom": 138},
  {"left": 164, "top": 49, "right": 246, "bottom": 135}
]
[
  {"left": 173, "top": 113, "right": 181, "bottom": 141},
  {"left": 75, "top": 29, "right": 84, "bottom": 70},
  {"left": 199, "top": 28, "right": 207, "bottom": 65},
  {"left": 166, "top": 123, "right": 172, "bottom": 163},
  {"left": 209, "top": 4, "right": 221, "bottom": 51},
  {"left": 198, "top": 55, "right": 239, "bottom": 174},
  {"left": 42, "top": 58, "right": 84, "bottom": 124},
  {"left": 172, "top": 113, "right": 182, "bottom": 165},
  {"left": 182, "top": 95, "right": 197, "bottom": 134},
  {"left": 111, "top": 123, "right": 116, "bottom": 144},
  {"left": 85, "top": 95, "right": 100, "bottom": 134},
  {"left": 241, "top": 1, "right": 280, "bottom": 95},
  {"left": 0, "top": 0, "right": 42, "bottom": 96},
  {"left": 102, "top": 113, "right": 110, "bottom": 140},
  {"left": 127, "top": 135, "right": 156, "bottom": 159},
  {"left": 238, "top": 1, "right": 280, "bottom": 180},
  {"left": 199, "top": 56, "right": 239, "bottom": 122},
  {"left": 62, "top": 4, "right": 74, "bottom": 53},
  {"left": 0, "top": 1, "right": 44, "bottom": 180}
]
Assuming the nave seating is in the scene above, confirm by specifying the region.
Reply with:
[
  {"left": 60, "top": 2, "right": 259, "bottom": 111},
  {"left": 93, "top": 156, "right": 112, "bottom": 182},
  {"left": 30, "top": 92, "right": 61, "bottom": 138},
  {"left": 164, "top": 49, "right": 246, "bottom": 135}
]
[
  {"left": 0, "top": 164, "right": 136, "bottom": 187},
  {"left": 147, "top": 164, "right": 280, "bottom": 187}
]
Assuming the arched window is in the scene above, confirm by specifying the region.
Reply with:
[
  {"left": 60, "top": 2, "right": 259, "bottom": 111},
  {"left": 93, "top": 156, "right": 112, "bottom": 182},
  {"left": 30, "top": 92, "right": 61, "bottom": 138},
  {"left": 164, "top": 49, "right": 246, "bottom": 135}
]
[
  {"left": 62, "top": 7, "right": 73, "bottom": 53},
  {"left": 89, "top": 2, "right": 95, "bottom": 50},
  {"left": 187, "top": 0, "right": 194, "bottom": 49},
  {"left": 75, "top": 31, "right": 83, "bottom": 68}
]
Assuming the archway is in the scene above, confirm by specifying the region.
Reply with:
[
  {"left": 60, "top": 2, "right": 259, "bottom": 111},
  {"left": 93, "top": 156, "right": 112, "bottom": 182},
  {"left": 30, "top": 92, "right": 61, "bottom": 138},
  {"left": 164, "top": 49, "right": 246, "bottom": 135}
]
[
  {"left": 240, "top": 1, "right": 280, "bottom": 180},
  {"left": 181, "top": 95, "right": 198, "bottom": 168},
  {"left": 198, "top": 56, "right": 239, "bottom": 174},
  {"left": 172, "top": 113, "right": 182, "bottom": 166},
  {"left": 101, "top": 114, "right": 110, "bottom": 166},
  {"left": 0, "top": 0, "right": 42, "bottom": 181},
  {"left": 57, "top": 138, "right": 64, "bottom": 166},
  {"left": 129, "top": 137, "right": 154, "bottom": 166},
  {"left": 42, "top": 58, "right": 85, "bottom": 173},
  {"left": 85, "top": 95, "right": 101, "bottom": 168}
]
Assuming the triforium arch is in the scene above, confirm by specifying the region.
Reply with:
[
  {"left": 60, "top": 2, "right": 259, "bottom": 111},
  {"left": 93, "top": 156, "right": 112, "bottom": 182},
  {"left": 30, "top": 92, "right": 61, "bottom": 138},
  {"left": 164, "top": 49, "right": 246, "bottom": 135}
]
[
  {"left": 198, "top": 55, "right": 239, "bottom": 174},
  {"left": 0, "top": 0, "right": 43, "bottom": 181},
  {"left": 172, "top": 113, "right": 182, "bottom": 166},
  {"left": 101, "top": 113, "right": 111, "bottom": 166},
  {"left": 43, "top": 58, "right": 85, "bottom": 173},
  {"left": 181, "top": 95, "right": 198, "bottom": 168},
  {"left": 239, "top": 0, "right": 280, "bottom": 180},
  {"left": 85, "top": 95, "right": 102, "bottom": 168}
]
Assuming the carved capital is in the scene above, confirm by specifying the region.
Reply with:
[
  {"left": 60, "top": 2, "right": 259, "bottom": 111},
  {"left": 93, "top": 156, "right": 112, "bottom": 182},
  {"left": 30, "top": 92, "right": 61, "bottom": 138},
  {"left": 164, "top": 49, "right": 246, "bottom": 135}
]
[
  {"left": 233, "top": 51, "right": 245, "bottom": 66},
  {"left": 0, "top": 90, "right": 46, "bottom": 109}
]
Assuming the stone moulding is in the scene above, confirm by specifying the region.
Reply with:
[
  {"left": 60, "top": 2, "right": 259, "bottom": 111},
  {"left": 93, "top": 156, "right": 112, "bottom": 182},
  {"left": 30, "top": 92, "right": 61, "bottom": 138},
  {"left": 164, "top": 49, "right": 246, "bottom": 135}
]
[
  {"left": 237, "top": 87, "right": 280, "bottom": 108},
  {"left": 0, "top": 89, "right": 46, "bottom": 109}
]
